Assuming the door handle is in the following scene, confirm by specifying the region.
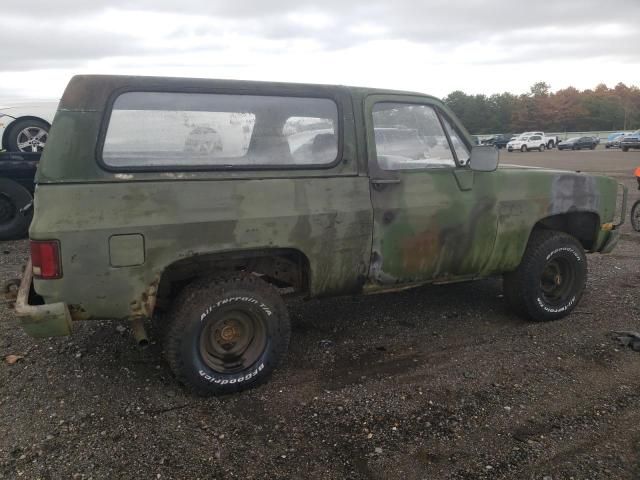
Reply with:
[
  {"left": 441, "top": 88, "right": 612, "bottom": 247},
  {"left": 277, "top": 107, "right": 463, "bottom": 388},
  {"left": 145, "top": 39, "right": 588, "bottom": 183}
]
[{"left": 371, "top": 178, "right": 401, "bottom": 185}]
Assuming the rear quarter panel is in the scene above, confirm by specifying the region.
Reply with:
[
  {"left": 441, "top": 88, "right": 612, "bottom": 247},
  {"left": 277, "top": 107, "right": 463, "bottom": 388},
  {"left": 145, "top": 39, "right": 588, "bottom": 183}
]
[{"left": 31, "top": 177, "right": 373, "bottom": 319}]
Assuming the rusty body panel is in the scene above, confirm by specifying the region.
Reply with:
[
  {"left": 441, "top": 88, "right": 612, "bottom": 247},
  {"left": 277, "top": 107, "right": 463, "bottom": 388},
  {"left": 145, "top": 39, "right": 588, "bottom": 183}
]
[{"left": 16, "top": 75, "right": 623, "bottom": 336}]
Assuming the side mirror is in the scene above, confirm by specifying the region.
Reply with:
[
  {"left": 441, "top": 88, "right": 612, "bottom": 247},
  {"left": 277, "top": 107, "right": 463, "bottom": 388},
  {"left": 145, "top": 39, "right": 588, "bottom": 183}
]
[{"left": 469, "top": 145, "right": 499, "bottom": 172}]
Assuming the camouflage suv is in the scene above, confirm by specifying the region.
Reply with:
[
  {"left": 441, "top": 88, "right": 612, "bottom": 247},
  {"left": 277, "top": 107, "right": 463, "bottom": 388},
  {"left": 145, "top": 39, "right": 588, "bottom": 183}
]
[{"left": 14, "top": 75, "right": 626, "bottom": 395}]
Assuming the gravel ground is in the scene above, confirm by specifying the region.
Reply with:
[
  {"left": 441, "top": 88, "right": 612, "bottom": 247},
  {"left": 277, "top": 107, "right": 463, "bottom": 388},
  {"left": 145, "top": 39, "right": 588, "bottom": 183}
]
[{"left": 1, "top": 148, "right": 639, "bottom": 479}]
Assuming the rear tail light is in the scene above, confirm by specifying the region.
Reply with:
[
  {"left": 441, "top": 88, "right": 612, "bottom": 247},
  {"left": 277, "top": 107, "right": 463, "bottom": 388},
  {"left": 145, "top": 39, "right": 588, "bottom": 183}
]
[{"left": 30, "top": 240, "right": 62, "bottom": 279}]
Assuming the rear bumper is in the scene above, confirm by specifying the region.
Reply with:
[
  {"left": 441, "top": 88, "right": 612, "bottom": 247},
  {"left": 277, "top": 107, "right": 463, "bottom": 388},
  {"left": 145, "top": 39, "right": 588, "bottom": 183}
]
[{"left": 14, "top": 258, "right": 72, "bottom": 337}]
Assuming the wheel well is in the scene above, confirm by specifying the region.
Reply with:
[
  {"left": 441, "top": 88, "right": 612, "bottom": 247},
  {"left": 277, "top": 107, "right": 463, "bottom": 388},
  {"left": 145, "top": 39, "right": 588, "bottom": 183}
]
[
  {"left": 532, "top": 211, "right": 600, "bottom": 251},
  {"left": 155, "top": 249, "right": 311, "bottom": 311},
  {"left": 2, "top": 116, "right": 51, "bottom": 149}
]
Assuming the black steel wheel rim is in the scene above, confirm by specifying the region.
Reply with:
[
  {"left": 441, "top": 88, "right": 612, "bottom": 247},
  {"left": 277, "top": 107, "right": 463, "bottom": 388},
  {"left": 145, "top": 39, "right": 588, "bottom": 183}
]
[
  {"left": 540, "top": 257, "right": 575, "bottom": 305},
  {"left": 199, "top": 307, "right": 267, "bottom": 374}
]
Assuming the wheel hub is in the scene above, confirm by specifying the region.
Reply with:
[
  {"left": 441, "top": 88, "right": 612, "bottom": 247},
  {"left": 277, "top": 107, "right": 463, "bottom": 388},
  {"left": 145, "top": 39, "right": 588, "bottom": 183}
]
[
  {"left": 540, "top": 257, "right": 575, "bottom": 304},
  {"left": 200, "top": 308, "right": 267, "bottom": 373},
  {"left": 219, "top": 323, "right": 241, "bottom": 343},
  {"left": 17, "top": 127, "right": 47, "bottom": 153}
]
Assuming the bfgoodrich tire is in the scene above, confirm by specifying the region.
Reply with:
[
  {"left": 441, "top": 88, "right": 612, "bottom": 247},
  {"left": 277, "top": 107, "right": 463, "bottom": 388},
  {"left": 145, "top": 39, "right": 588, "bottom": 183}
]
[
  {"left": 164, "top": 273, "right": 290, "bottom": 395},
  {"left": 503, "top": 230, "right": 586, "bottom": 321}
]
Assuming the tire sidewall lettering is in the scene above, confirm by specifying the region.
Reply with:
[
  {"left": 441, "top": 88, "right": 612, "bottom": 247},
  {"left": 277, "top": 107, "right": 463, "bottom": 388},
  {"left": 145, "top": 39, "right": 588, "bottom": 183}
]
[
  {"left": 537, "top": 245, "right": 584, "bottom": 314},
  {"left": 200, "top": 296, "right": 272, "bottom": 321},
  {"left": 198, "top": 364, "right": 264, "bottom": 385},
  {"left": 545, "top": 247, "right": 581, "bottom": 262},
  {"left": 191, "top": 294, "right": 272, "bottom": 387}
]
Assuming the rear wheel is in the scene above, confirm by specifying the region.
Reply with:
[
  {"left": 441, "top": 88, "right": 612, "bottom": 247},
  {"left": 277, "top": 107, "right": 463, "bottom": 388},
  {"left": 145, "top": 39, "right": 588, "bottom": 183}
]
[
  {"left": 547, "top": 140, "right": 554, "bottom": 149},
  {"left": 503, "top": 230, "right": 586, "bottom": 321},
  {"left": 164, "top": 273, "right": 290, "bottom": 395},
  {"left": 631, "top": 200, "right": 640, "bottom": 232},
  {"left": 5, "top": 118, "right": 49, "bottom": 153}
]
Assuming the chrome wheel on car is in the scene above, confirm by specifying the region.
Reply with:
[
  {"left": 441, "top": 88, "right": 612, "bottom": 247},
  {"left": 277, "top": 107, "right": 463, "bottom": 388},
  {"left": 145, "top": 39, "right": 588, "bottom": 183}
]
[{"left": 16, "top": 127, "right": 48, "bottom": 153}]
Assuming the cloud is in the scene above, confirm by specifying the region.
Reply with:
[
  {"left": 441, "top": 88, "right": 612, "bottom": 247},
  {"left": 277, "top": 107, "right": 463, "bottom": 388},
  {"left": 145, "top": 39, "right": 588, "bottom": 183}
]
[{"left": 1, "top": 0, "right": 639, "bottom": 99}]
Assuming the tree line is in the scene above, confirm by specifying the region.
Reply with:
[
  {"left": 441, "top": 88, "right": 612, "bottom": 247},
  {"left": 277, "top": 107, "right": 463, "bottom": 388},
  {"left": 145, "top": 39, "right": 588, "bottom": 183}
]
[{"left": 443, "top": 82, "right": 640, "bottom": 135}]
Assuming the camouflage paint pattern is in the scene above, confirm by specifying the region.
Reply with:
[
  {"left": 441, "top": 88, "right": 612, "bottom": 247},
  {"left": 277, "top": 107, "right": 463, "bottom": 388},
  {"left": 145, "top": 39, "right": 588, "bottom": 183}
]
[{"left": 24, "top": 75, "right": 621, "bottom": 334}]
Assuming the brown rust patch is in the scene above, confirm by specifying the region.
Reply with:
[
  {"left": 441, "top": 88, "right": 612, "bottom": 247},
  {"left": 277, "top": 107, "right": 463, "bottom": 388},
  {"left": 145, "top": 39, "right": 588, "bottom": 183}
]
[
  {"left": 401, "top": 230, "right": 440, "bottom": 272},
  {"left": 131, "top": 277, "right": 160, "bottom": 318}
]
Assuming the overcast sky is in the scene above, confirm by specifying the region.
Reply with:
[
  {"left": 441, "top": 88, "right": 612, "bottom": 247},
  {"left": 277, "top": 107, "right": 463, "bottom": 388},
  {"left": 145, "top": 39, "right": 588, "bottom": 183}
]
[{"left": 1, "top": 0, "right": 639, "bottom": 102}]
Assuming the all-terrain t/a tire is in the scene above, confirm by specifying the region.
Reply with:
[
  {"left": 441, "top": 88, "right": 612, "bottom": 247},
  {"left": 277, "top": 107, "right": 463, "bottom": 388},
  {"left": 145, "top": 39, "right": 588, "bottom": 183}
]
[
  {"left": 0, "top": 178, "right": 33, "bottom": 239},
  {"left": 631, "top": 200, "right": 640, "bottom": 232},
  {"left": 164, "top": 273, "right": 290, "bottom": 395},
  {"left": 503, "top": 230, "right": 587, "bottom": 322}
]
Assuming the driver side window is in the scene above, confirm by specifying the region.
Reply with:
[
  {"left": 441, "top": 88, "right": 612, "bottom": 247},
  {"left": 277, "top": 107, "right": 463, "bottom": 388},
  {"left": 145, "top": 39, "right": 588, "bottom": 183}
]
[{"left": 372, "top": 103, "right": 455, "bottom": 170}]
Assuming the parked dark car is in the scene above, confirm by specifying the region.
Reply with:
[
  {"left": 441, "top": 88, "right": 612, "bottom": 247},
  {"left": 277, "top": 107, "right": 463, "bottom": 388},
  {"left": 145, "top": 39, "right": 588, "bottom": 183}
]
[
  {"left": 621, "top": 130, "right": 640, "bottom": 152},
  {"left": 557, "top": 137, "right": 597, "bottom": 151},
  {"left": 485, "top": 133, "right": 514, "bottom": 149},
  {"left": 0, "top": 151, "right": 38, "bottom": 239},
  {"left": 605, "top": 134, "right": 626, "bottom": 149}
]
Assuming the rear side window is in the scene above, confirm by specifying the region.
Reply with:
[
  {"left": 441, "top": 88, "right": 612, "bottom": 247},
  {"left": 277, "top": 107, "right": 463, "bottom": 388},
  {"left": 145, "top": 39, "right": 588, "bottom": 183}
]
[{"left": 102, "top": 92, "right": 339, "bottom": 168}]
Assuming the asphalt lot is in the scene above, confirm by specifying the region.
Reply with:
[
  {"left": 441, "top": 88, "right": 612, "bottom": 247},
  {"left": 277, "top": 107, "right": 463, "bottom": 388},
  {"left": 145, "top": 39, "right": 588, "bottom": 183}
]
[{"left": 1, "top": 146, "right": 640, "bottom": 479}]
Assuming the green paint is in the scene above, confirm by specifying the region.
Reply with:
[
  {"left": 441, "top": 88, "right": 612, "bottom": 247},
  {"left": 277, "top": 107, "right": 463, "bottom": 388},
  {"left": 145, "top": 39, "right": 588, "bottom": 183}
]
[{"left": 19, "top": 75, "right": 622, "bottom": 337}]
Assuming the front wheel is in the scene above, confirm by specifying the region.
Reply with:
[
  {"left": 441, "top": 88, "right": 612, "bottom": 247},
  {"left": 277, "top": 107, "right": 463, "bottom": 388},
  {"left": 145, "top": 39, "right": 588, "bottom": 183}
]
[
  {"left": 622, "top": 147, "right": 629, "bottom": 152},
  {"left": 164, "top": 273, "right": 291, "bottom": 395},
  {"left": 539, "top": 144, "right": 545, "bottom": 152},
  {"left": 521, "top": 145, "right": 527, "bottom": 152},
  {"left": 631, "top": 200, "right": 640, "bottom": 232},
  {"left": 503, "top": 230, "right": 586, "bottom": 321}
]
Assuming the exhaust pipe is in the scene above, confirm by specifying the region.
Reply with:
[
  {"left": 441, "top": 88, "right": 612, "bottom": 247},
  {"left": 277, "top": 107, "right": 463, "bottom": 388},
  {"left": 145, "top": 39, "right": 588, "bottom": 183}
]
[{"left": 131, "top": 317, "right": 150, "bottom": 348}]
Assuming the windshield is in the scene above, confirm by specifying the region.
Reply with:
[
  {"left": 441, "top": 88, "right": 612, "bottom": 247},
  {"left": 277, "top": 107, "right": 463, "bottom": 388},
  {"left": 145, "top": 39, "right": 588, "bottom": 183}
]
[{"left": 566, "top": 137, "right": 579, "bottom": 142}]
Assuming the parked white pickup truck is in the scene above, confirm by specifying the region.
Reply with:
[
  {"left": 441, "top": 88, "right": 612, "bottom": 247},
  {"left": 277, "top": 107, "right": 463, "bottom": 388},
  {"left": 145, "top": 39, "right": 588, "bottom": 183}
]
[
  {"left": 514, "top": 131, "right": 559, "bottom": 149},
  {"left": 506, "top": 134, "right": 548, "bottom": 152}
]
